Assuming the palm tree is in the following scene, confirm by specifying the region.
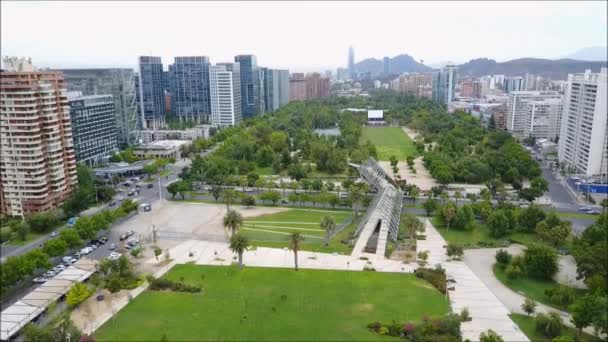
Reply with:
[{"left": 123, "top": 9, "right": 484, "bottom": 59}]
[
  {"left": 290, "top": 181, "right": 299, "bottom": 194},
  {"left": 443, "top": 204, "right": 456, "bottom": 231},
  {"left": 289, "top": 232, "right": 304, "bottom": 271},
  {"left": 280, "top": 181, "right": 288, "bottom": 197},
  {"left": 222, "top": 189, "right": 237, "bottom": 210},
  {"left": 320, "top": 216, "right": 336, "bottom": 246},
  {"left": 335, "top": 185, "right": 341, "bottom": 198},
  {"left": 349, "top": 186, "right": 364, "bottom": 217},
  {"left": 223, "top": 209, "right": 243, "bottom": 236},
  {"left": 229, "top": 233, "right": 249, "bottom": 269},
  {"left": 454, "top": 191, "right": 462, "bottom": 206},
  {"left": 410, "top": 185, "right": 420, "bottom": 205}
]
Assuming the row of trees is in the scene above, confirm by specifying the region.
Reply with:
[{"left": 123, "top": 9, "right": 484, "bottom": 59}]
[
  {"left": 63, "top": 165, "right": 115, "bottom": 216},
  {"left": 0, "top": 200, "right": 138, "bottom": 294}
]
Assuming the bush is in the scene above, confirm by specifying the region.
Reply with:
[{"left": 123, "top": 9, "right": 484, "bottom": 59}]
[
  {"left": 495, "top": 249, "right": 512, "bottom": 265},
  {"left": 366, "top": 314, "right": 461, "bottom": 341},
  {"left": 148, "top": 276, "right": 201, "bottom": 293},
  {"left": 523, "top": 244, "right": 558, "bottom": 280},
  {"left": 366, "top": 321, "right": 382, "bottom": 332},
  {"left": 460, "top": 307, "right": 471, "bottom": 322},
  {"left": 535, "top": 312, "right": 563, "bottom": 338},
  {"left": 447, "top": 243, "right": 463, "bottom": 259},
  {"left": 544, "top": 286, "right": 575, "bottom": 307},
  {"left": 505, "top": 263, "right": 523, "bottom": 280},
  {"left": 415, "top": 267, "right": 446, "bottom": 294},
  {"left": 479, "top": 329, "right": 504, "bottom": 342}
]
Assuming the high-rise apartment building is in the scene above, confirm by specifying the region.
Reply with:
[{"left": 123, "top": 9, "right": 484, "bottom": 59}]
[
  {"left": 289, "top": 73, "right": 307, "bottom": 101},
  {"left": 217, "top": 62, "right": 242, "bottom": 124},
  {"left": 504, "top": 76, "right": 525, "bottom": 94},
  {"left": 168, "top": 56, "right": 211, "bottom": 123},
  {"left": 59, "top": 68, "right": 137, "bottom": 147},
  {"left": 305, "top": 73, "right": 330, "bottom": 99},
  {"left": 506, "top": 91, "right": 563, "bottom": 140},
  {"left": 276, "top": 70, "right": 290, "bottom": 107},
  {"left": 209, "top": 65, "right": 242, "bottom": 127},
  {"left": 348, "top": 46, "right": 356, "bottom": 80},
  {"left": 390, "top": 73, "right": 432, "bottom": 97},
  {"left": 137, "top": 56, "right": 165, "bottom": 129},
  {"left": 558, "top": 68, "right": 608, "bottom": 177},
  {"left": 234, "top": 55, "right": 262, "bottom": 118},
  {"left": 0, "top": 57, "right": 78, "bottom": 217},
  {"left": 432, "top": 65, "right": 457, "bottom": 105},
  {"left": 67, "top": 92, "right": 119, "bottom": 166}
]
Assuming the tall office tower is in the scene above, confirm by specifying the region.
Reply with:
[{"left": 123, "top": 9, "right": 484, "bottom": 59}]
[
  {"left": 504, "top": 76, "right": 525, "bottom": 94},
  {"left": 289, "top": 73, "right": 307, "bottom": 101},
  {"left": 276, "top": 70, "right": 290, "bottom": 107},
  {"left": 431, "top": 65, "right": 457, "bottom": 105},
  {"left": 558, "top": 68, "right": 608, "bottom": 177},
  {"left": 348, "top": 46, "right": 356, "bottom": 80},
  {"left": 382, "top": 56, "right": 390, "bottom": 75},
  {"left": 217, "top": 62, "right": 242, "bottom": 124},
  {"left": 209, "top": 65, "right": 241, "bottom": 127},
  {"left": 169, "top": 56, "right": 211, "bottom": 123},
  {"left": 0, "top": 57, "right": 78, "bottom": 217},
  {"left": 162, "top": 71, "right": 171, "bottom": 93},
  {"left": 137, "top": 56, "right": 165, "bottom": 129},
  {"left": 262, "top": 68, "right": 281, "bottom": 112},
  {"left": 506, "top": 91, "right": 563, "bottom": 139},
  {"left": 67, "top": 92, "right": 119, "bottom": 166},
  {"left": 234, "top": 55, "right": 263, "bottom": 118},
  {"left": 472, "top": 81, "right": 482, "bottom": 98},
  {"left": 59, "top": 68, "right": 137, "bottom": 147}
]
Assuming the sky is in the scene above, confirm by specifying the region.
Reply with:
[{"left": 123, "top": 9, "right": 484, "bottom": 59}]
[{"left": 1, "top": 1, "right": 606, "bottom": 72}]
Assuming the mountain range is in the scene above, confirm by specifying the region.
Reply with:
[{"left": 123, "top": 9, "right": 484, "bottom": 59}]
[{"left": 355, "top": 54, "right": 606, "bottom": 80}]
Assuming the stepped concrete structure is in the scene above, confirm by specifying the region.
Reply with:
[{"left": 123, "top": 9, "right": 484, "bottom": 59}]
[{"left": 350, "top": 158, "right": 403, "bottom": 258}]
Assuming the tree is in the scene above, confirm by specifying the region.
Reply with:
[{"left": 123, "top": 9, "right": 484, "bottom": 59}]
[
  {"left": 522, "top": 298, "right": 537, "bottom": 316},
  {"left": 422, "top": 199, "right": 438, "bottom": 217},
  {"left": 241, "top": 195, "right": 256, "bottom": 208},
  {"left": 289, "top": 232, "right": 304, "bottom": 271},
  {"left": 320, "top": 216, "right": 336, "bottom": 246},
  {"left": 601, "top": 198, "right": 608, "bottom": 214},
  {"left": 43, "top": 238, "right": 68, "bottom": 257},
  {"left": 153, "top": 246, "right": 163, "bottom": 261},
  {"left": 454, "top": 191, "right": 462, "bottom": 206},
  {"left": 260, "top": 191, "right": 281, "bottom": 205},
  {"left": 570, "top": 294, "right": 603, "bottom": 337},
  {"left": 59, "top": 228, "right": 82, "bottom": 248},
  {"left": 487, "top": 210, "right": 510, "bottom": 238},
  {"left": 211, "top": 186, "right": 222, "bottom": 202},
  {"left": 348, "top": 185, "right": 364, "bottom": 217},
  {"left": 523, "top": 244, "right": 558, "bottom": 280},
  {"left": 16, "top": 221, "right": 29, "bottom": 241},
  {"left": 167, "top": 182, "right": 179, "bottom": 199},
  {"left": 479, "top": 329, "right": 504, "bottom": 342},
  {"left": 288, "top": 192, "right": 299, "bottom": 206},
  {"left": 389, "top": 155, "right": 398, "bottom": 168},
  {"left": 223, "top": 209, "right": 243, "bottom": 236},
  {"left": 519, "top": 204, "right": 546, "bottom": 233},
  {"left": 22, "top": 323, "right": 54, "bottom": 342},
  {"left": 66, "top": 282, "right": 92, "bottom": 307},
  {"left": 442, "top": 203, "right": 456, "bottom": 231},
  {"left": 454, "top": 204, "right": 474, "bottom": 230},
  {"left": 222, "top": 189, "right": 237, "bottom": 210},
  {"left": 229, "top": 233, "right": 249, "bottom": 269}
]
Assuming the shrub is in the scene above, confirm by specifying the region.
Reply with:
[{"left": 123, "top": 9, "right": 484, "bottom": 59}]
[
  {"left": 544, "top": 286, "right": 575, "bottom": 307},
  {"left": 130, "top": 246, "right": 142, "bottom": 257},
  {"left": 495, "top": 249, "right": 512, "bottom": 265},
  {"left": 447, "top": 243, "right": 464, "bottom": 259},
  {"left": 366, "top": 321, "right": 382, "bottom": 332},
  {"left": 479, "top": 329, "right": 504, "bottom": 342},
  {"left": 460, "top": 307, "right": 471, "bottom": 322},
  {"left": 148, "top": 276, "right": 201, "bottom": 293},
  {"left": 107, "top": 277, "right": 122, "bottom": 293},
  {"left": 415, "top": 267, "right": 446, "bottom": 294},
  {"left": 523, "top": 244, "right": 558, "bottom": 280},
  {"left": 505, "top": 263, "right": 523, "bottom": 280},
  {"left": 535, "top": 312, "right": 563, "bottom": 338}
]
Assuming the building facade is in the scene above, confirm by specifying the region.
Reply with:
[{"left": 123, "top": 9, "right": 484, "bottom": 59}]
[
  {"left": 262, "top": 68, "right": 280, "bottom": 112},
  {"left": 506, "top": 91, "right": 563, "bottom": 140},
  {"left": 390, "top": 73, "right": 433, "bottom": 97},
  {"left": 209, "top": 65, "right": 241, "bottom": 127},
  {"left": 558, "top": 68, "right": 608, "bottom": 177},
  {"left": 348, "top": 46, "right": 356, "bottom": 80},
  {"left": 276, "top": 69, "right": 290, "bottom": 107},
  {"left": 305, "top": 73, "right": 330, "bottom": 99},
  {"left": 503, "top": 76, "right": 525, "bottom": 94},
  {"left": 289, "top": 73, "right": 307, "bottom": 101},
  {"left": 234, "top": 55, "right": 263, "bottom": 118},
  {"left": 168, "top": 56, "right": 211, "bottom": 123},
  {"left": 137, "top": 56, "right": 165, "bottom": 129},
  {"left": 59, "top": 68, "right": 137, "bottom": 147},
  {"left": 432, "top": 65, "right": 457, "bottom": 105},
  {"left": 68, "top": 92, "right": 119, "bottom": 166},
  {"left": 133, "top": 125, "right": 213, "bottom": 143},
  {"left": 1, "top": 58, "right": 78, "bottom": 217}
]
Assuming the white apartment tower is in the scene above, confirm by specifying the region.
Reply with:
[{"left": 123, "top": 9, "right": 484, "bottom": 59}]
[
  {"left": 1, "top": 58, "right": 78, "bottom": 217},
  {"left": 558, "top": 68, "right": 608, "bottom": 177},
  {"left": 209, "top": 65, "right": 242, "bottom": 127},
  {"left": 506, "top": 91, "right": 563, "bottom": 140}
]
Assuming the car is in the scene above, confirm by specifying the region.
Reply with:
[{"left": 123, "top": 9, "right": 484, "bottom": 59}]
[
  {"left": 87, "top": 244, "right": 97, "bottom": 250},
  {"left": 33, "top": 277, "right": 47, "bottom": 284},
  {"left": 99, "top": 237, "right": 108, "bottom": 244},
  {"left": 135, "top": 184, "right": 142, "bottom": 189},
  {"left": 43, "top": 271, "right": 56, "bottom": 278},
  {"left": 339, "top": 193, "right": 348, "bottom": 198},
  {"left": 62, "top": 256, "right": 73, "bottom": 263},
  {"left": 109, "top": 243, "right": 117, "bottom": 250},
  {"left": 119, "top": 234, "right": 127, "bottom": 241},
  {"left": 80, "top": 247, "right": 91, "bottom": 255},
  {"left": 64, "top": 258, "right": 78, "bottom": 265},
  {"left": 50, "top": 231, "right": 59, "bottom": 238},
  {"left": 147, "top": 183, "right": 154, "bottom": 189},
  {"left": 578, "top": 206, "right": 592, "bottom": 212},
  {"left": 588, "top": 209, "right": 600, "bottom": 215},
  {"left": 109, "top": 201, "right": 117, "bottom": 206},
  {"left": 127, "top": 190, "right": 135, "bottom": 196},
  {"left": 108, "top": 252, "right": 121, "bottom": 260},
  {"left": 74, "top": 251, "right": 82, "bottom": 259},
  {"left": 281, "top": 199, "right": 289, "bottom": 204},
  {"left": 244, "top": 187, "right": 253, "bottom": 192}
]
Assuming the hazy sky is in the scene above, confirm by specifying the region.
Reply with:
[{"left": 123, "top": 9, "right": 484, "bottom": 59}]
[{"left": 1, "top": 1, "right": 606, "bottom": 72}]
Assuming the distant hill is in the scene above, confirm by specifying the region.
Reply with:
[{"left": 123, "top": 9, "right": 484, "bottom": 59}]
[
  {"left": 457, "top": 57, "right": 607, "bottom": 80},
  {"left": 355, "top": 54, "right": 432, "bottom": 75},
  {"left": 562, "top": 46, "right": 607, "bottom": 62}
]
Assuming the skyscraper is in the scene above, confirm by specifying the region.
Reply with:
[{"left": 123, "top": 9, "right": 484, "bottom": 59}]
[
  {"left": 68, "top": 92, "right": 119, "bottom": 166},
  {"left": 348, "top": 46, "right": 356, "bottom": 80},
  {"left": 382, "top": 56, "right": 390, "bottom": 75},
  {"left": 137, "top": 56, "right": 165, "bottom": 129},
  {"left": 431, "top": 65, "right": 457, "bottom": 105},
  {"left": 217, "top": 62, "right": 242, "bottom": 124},
  {"left": 59, "top": 68, "right": 137, "bottom": 147},
  {"left": 209, "top": 65, "right": 241, "bottom": 127},
  {"left": 276, "top": 70, "right": 290, "bottom": 107},
  {"left": 558, "top": 68, "right": 608, "bottom": 177},
  {"left": 169, "top": 56, "right": 211, "bottom": 123},
  {"left": 234, "top": 55, "right": 262, "bottom": 118},
  {"left": 262, "top": 68, "right": 281, "bottom": 112},
  {"left": 1, "top": 57, "right": 78, "bottom": 217},
  {"left": 503, "top": 76, "right": 525, "bottom": 94}
]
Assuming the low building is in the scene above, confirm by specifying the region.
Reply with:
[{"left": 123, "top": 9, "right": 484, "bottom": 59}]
[
  {"left": 133, "top": 125, "right": 214, "bottom": 144},
  {"left": 132, "top": 140, "right": 191, "bottom": 159},
  {"left": 367, "top": 110, "right": 385, "bottom": 125},
  {"left": 313, "top": 128, "right": 341, "bottom": 137},
  {"left": 93, "top": 160, "right": 153, "bottom": 179}
]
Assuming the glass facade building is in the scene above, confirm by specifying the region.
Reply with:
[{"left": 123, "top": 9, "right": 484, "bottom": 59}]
[
  {"left": 234, "top": 55, "right": 262, "bottom": 118},
  {"left": 137, "top": 56, "right": 165, "bottom": 129},
  {"left": 168, "top": 56, "right": 211, "bottom": 123}
]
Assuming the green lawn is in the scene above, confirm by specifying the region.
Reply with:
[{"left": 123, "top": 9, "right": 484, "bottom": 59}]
[
  {"left": 430, "top": 218, "right": 508, "bottom": 248},
  {"left": 494, "top": 264, "right": 587, "bottom": 312},
  {"left": 555, "top": 212, "right": 598, "bottom": 220},
  {"left": 1, "top": 227, "right": 47, "bottom": 246},
  {"left": 510, "top": 314, "right": 599, "bottom": 342},
  {"left": 360, "top": 127, "right": 417, "bottom": 161},
  {"left": 95, "top": 265, "right": 449, "bottom": 341},
  {"left": 253, "top": 165, "right": 274, "bottom": 175},
  {"left": 243, "top": 209, "right": 352, "bottom": 248}
]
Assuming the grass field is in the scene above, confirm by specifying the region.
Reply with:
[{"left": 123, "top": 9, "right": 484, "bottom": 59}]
[
  {"left": 0, "top": 226, "right": 46, "bottom": 246},
  {"left": 510, "top": 314, "right": 599, "bottom": 342},
  {"left": 360, "top": 127, "right": 417, "bottom": 161},
  {"left": 95, "top": 265, "right": 449, "bottom": 341},
  {"left": 242, "top": 209, "right": 353, "bottom": 250},
  {"left": 494, "top": 264, "right": 587, "bottom": 312}
]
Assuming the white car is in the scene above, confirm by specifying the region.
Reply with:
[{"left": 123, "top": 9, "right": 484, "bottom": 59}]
[
  {"left": 108, "top": 252, "right": 121, "bottom": 260},
  {"left": 244, "top": 187, "right": 253, "bottom": 192},
  {"left": 53, "top": 264, "right": 66, "bottom": 273},
  {"left": 108, "top": 243, "right": 117, "bottom": 250},
  {"left": 33, "top": 277, "right": 47, "bottom": 284},
  {"left": 50, "top": 231, "right": 59, "bottom": 238},
  {"left": 43, "top": 271, "right": 56, "bottom": 278},
  {"left": 65, "top": 257, "right": 78, "bottom": 265},
  {"left": 80, "top": 247, "right": 91, "bottom": 255}
]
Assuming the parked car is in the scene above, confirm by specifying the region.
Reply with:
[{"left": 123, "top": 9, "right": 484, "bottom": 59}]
[
  {"left": 99, "top": 237, "right": 108, "bottom": 244},
  {"left": 53, "top": 265, "right": 66, "bottom": 273},
  {"left": 108, "top": 243, "right": 117, "bottom": 250},
  {"left": 281, "top": 199, "right": 289, "bottom": 204},
  {"left": 127, "top": 190, "right": 135, "bottom": 196},
  {"left": 64, "top": 258, "right": 78, "bottom": 265},
  {"left": 108, "top": 252, "right": 121, "bottom": 260},
  {"left": 33, "top": 277, "right": 47, "bottom": 284},
  {"left": 127, "top": 230, "right": 135, "bottom": 237},
  {"left": 244, "top": 187, "right": 253, "bottom": 192},
  {"left": 119, "top": 234, "right": 127, "bottom": 241},
  {"left": 62, "top": 256, "right": 73, "bottom": 263},
  {"left": 578, "top": 206, "right": 592, "bottom": 212},
  {"left": 109, "top": 201, "right": 117, "bottom": 206},
  {"left": 43, "top": 271, "right": 56, "bottom": 278},
  {"left": 147, "top": 183, "right": 154, "bottom": 189},
  {"left": 588, "top": 209, "right": 600, "bottom": 215},
  {"left": 50, "top": 231, "right": 59, "bottom": 238},
  {"left": 80, "top": 247, "right": 91, "bottom": 255}
]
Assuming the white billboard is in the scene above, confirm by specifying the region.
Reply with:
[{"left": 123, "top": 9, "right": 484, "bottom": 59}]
[{"left": 367, "top": 110, "right": 384, "bottom": 119}]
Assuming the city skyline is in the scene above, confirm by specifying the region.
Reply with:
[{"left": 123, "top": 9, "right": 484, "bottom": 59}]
[{"left": 1, "top": 1, "right": 606, "bottom": 72}]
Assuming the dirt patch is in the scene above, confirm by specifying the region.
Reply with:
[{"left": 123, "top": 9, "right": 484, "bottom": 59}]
[{"left": 378, "top": 160, "right": 437, "bottom": 191}]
